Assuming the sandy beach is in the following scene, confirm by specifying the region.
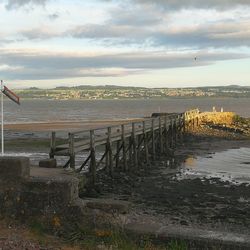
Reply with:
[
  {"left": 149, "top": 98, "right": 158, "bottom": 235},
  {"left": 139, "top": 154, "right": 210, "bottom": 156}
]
[{"left": 5, "top": 119, "right": 143, "bottom": 132}]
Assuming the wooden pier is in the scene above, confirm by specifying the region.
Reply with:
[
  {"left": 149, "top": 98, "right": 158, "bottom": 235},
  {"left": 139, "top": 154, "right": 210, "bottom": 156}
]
[{"left": 50, "top": 109, "right": 200, "bottom": 184}]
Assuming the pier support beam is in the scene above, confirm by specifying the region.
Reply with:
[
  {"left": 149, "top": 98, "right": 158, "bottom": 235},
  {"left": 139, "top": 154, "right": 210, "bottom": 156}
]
[
  {"left": 90, "top": 130, "right": 96, "bottom": 185},
  {"left": 121, "top": 125, "right": 128, "bottom": 171},
  {"left": 69, "top": 133, "right": 75, "bottom": 169},
  {"left": 107, "top": 127, "right": 113, "bottom": 177},
  {"left": 151, "top": 119, "right": 156, "bottom": 160},
  {"left": 143, "top": 121, "right": 149, "bottom": 165},
  {"left": 132, "top": 123, "right": 138, "bottom": 169},
  {"left": 159, "top": 117, "right": 163, "bottom": 154},
  {"left": 50, "top": 131, "right": 56, "bottom": 159}
]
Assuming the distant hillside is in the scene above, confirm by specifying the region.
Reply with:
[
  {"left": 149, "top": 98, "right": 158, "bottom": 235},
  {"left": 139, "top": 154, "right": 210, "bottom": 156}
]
[{"left": 16, "top": 85, "right": 250, "bottom": 100}]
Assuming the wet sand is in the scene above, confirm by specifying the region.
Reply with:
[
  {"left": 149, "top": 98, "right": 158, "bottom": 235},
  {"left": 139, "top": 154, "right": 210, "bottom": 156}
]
[{"left": 5, "top": 119, "right": 143, "bottom": 132}]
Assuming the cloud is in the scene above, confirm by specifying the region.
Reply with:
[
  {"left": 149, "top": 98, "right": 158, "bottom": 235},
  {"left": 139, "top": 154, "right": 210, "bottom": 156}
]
[
  {"left": 153, "top": 21, "right": 250, "bottom": 48},
  {"left": 21, "top": 27, "right": 61, "bottom": 40},
  {"left": 127, "top": 0, "right": 250, "bottom": 10},
  {"left": 18, "top": 0, "right": 250, "bottom": 50},
  {"left": 110, "top": 4, "right": 163, "bottom": 26},
  {"left": 48, "top": 13, "right": 59, "bottom": 20},
  {"left": 5, "top": 0, "right": 48, "bottom": 10},
  {"left": 64, "top": 19, "right": 250, "bottom": 49},
  {"left": 0, "top": 49, "right": 247, "bottom": 80}
]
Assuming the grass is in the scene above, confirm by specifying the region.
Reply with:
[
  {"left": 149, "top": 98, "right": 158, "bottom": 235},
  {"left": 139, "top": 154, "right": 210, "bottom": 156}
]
[{"left": 62, "top": 225, "right": 188, "bottom": 250}]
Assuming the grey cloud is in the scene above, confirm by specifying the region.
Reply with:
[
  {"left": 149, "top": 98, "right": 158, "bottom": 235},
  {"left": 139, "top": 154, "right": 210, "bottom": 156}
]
[
  {"left": 21, "top": 28, "right": 60, "bottom": 40},
  {"left": 153, "top": 21, "right": 250, "bottom": 48},
  {"left": 126, "top": 0, "right": 250, "bottom": 10},
  {"left": 110, "top": 4, "right": 163, "bottom": 26},
  {"left": 5, "top": 0, "right": 48, "bottom": 10},
  {"left": 0, "top": 49, "right": 247, "bottom": 80},
  {"left": 48, "top": 13, "right": 59, "bottom": 20},
  {"left": 66, "top": 19, "right": 250, "bottom": 49},
  {"left": 68, "top": 24, "right": 147, "bottom": 39},
  {"left": 20, "top": 16, "right": 250, "bottom": 49}
]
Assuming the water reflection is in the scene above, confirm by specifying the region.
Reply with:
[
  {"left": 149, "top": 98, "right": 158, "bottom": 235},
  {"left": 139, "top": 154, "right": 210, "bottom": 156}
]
[{"left": 179, "top": 147, "right": 250, "bottom": 184}]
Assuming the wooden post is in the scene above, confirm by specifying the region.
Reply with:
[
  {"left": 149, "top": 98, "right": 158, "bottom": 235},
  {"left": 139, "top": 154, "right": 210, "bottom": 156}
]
[
  {"left": 179, "top": 115, "right": 183, "bottom": 142},
  {"left": 192, "top": 116, "right": 195, "bottom": 130},
  {"left": 132, "top": 123, "right": 138, "bottom": 169},
  {"left": 50, "top": 131, "right": 56, "bottom": 158},
  {"left": 182, "top": 114, "right": 186, "bottom": 134},
  {"left": 68, "top": 133, "right": 75, "bottom": 169},
  {"left": 129, "top": 137, "right": 133, "bottom": 167},
  {"left": 151, "top": 119, "right": 156, "bottom": 160},
  {"left": 137, "top": 134, "right": 141, "bottom": 164},
  {"left": 159, "top": 117, "right": 163, "bottom": 154},
  {"left": 164, "top": 116, "right": 169, "bottom": 154},
  {"left": 90, "top": 130, "right": 96, "bottom": 184},
  {"left": 122, "top": 124, "right": 128, "bottom": 171},
  {"left": 107, "top": 127, "right": 113, "bottom": 176},
  {"left": 174, "top": 119, "right": 178, "bottom": 146},
  {"left": 143, "top": 121, "right": 149, "bottom": 164},
  {"left": 105, "top": 143, "right": 109, "bottom": 170},
  {"left": 116, "top": 140, "right": 120, "bottom": 169},
  {"left": 170, "top": 119, "right": 174, "bottom": 148},
  {"left": 185, "top": 114, "right": 188, "bottom": 132}
]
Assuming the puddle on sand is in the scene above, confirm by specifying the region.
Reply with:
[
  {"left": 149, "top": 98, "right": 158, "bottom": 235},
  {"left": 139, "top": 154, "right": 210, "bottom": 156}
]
[{"left": 178, "top": 147, "right": 250, "bottom": 184}]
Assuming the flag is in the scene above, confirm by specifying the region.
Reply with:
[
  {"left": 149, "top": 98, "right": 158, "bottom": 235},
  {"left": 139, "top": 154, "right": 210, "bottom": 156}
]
[{"left": 2, "top": 85, "right": 20, "bottom": 105}]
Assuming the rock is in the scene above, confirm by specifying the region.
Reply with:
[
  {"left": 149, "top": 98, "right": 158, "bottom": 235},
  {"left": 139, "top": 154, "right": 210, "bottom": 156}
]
[
  {"left": 0, "top": 157, "right": 30, "bottom": 180},
  {"left": 39, "top": 159, "right": 57, "bottom": 168},
  {"left": 180, "top": 220, "right": 189, "bottom": 226},
  {"left": 85, "top": 198, "right": 131, "bottom": 214}
]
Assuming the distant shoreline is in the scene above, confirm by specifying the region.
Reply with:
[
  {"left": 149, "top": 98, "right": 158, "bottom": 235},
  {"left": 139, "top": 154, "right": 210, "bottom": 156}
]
[{"left": 10, "top": 96, "right": 250, "bottom": 101}]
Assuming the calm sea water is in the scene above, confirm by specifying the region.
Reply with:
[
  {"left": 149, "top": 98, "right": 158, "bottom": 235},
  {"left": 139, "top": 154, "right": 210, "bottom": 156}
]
[
  {"left": 180, "top": 147, "right": 250, "bottom": 184},
  {"left": 3, "top": 97, "right": 250, "bottom": 123}
]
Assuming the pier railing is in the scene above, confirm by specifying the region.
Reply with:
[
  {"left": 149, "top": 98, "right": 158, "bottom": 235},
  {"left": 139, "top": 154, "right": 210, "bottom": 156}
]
[{"left": 50, "top": 108, "right": 200, "bottom": 184}]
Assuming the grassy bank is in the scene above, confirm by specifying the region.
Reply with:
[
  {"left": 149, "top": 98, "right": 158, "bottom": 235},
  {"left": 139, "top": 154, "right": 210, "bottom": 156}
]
[{"left": 0, "top": 219, "right": 188, "bottom": 250}]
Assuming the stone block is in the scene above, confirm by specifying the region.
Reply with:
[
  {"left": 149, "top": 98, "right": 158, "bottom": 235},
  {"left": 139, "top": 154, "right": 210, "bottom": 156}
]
[
  {"left": 39, "top": 158, "right": 57, "bottom": 168},
  {"left": 0, "top": 157, "right": 30, "bottom": 180}
]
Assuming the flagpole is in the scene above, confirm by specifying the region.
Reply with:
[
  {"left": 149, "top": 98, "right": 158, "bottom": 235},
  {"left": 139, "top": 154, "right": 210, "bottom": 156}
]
[{"left": 1, "top": 80, "right": 3, "bottom": 156}]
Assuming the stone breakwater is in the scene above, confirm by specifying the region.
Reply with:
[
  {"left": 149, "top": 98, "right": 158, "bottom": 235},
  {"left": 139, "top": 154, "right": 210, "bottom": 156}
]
[
  {"left": 197, "top": 111, "right": 250, "bottom": 137},
  {"left": 199, "top": 111, "right": 236, "bottom": 125}
]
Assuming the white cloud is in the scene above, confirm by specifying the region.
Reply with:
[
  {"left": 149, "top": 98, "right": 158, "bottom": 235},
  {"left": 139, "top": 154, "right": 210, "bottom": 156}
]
[{"left": 129, "top": 0, "right": 250, "bottom": 10}]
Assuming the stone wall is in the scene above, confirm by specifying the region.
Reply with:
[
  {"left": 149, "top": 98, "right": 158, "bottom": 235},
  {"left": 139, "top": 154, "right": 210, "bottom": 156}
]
[
  {"left": 0, "top": 157, "right": 129, "bottom": 231},
  {"left": 199, "top": 112, "right": 236, "bottom": 125}
]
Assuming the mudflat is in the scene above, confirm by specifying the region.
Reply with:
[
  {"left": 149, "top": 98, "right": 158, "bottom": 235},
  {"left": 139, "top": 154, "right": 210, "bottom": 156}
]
[{"left": 94, "top": 127, "right": 250, "bottom": 235}]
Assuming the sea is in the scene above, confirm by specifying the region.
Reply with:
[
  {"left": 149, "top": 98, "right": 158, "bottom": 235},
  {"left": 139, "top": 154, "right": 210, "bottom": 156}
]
[
  {"left": 3, "top": 97, "right": 250, "bottom": 123},
  {"left": 2, "top": 97, "right": 250, "bottom": 183}
]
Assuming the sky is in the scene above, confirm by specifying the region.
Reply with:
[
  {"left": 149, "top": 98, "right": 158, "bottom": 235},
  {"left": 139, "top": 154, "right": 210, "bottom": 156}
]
[{"left": 0, "top": 0, "right": 250, "bottom": 88}]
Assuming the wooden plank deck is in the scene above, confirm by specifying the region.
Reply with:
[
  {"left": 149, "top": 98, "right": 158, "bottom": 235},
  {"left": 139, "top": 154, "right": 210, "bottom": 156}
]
[{"left": 49, "top": 109, "right": 200, "bottom": 184}]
